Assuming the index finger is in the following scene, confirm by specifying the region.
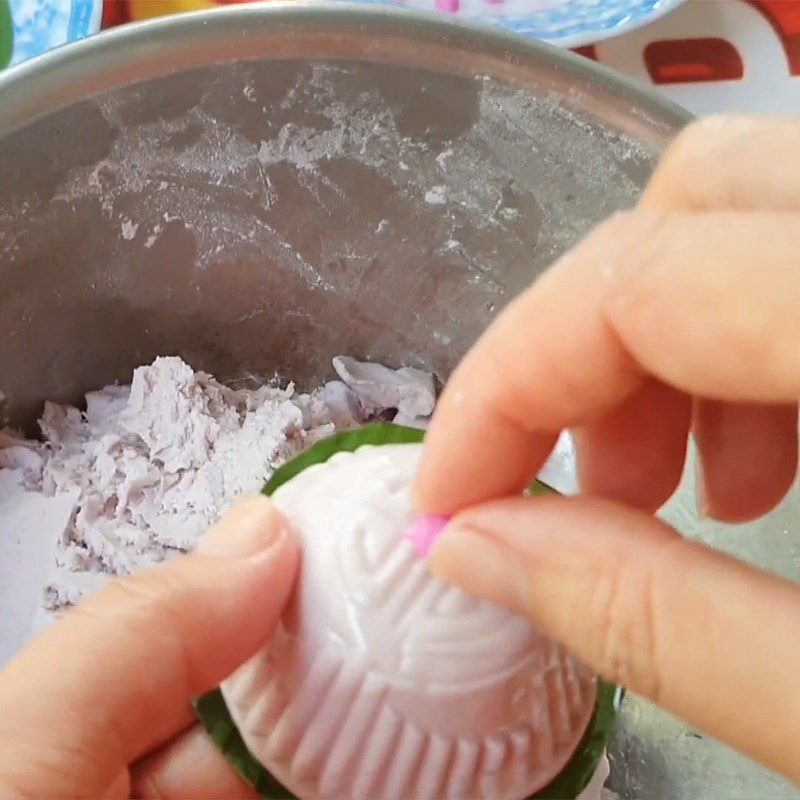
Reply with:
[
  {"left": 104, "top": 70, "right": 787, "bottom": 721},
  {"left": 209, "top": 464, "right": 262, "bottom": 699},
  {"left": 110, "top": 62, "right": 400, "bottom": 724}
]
[{"left": 416, "top": 209, "right": 800, "bottom": 514}]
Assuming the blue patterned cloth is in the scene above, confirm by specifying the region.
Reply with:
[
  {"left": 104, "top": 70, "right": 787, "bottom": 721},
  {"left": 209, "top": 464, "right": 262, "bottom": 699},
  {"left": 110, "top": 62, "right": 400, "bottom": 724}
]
[
  {"left": 2, "top": 0, "right": 683, "bottom": 71},
  {"left": 335, "top": 0, "right": 684, "bottom": 47},
  {"left": 8, "top": 0, "right": 101, "bottom": 67}
]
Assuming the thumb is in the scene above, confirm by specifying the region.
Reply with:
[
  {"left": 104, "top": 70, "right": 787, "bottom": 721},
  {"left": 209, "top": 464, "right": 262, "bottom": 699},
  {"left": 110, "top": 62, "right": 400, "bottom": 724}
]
[
  {"left": 431, "top": 495, "right": 800, "bottom": 786},
  {"left": 0, "top": 495, "right": 298, "bottom": 799}
]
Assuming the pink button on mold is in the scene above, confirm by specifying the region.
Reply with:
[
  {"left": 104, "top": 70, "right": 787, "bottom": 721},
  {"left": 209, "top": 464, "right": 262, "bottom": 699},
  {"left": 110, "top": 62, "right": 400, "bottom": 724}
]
[{"left": 405, "top": 514, "right": 451, "bottom": 557}]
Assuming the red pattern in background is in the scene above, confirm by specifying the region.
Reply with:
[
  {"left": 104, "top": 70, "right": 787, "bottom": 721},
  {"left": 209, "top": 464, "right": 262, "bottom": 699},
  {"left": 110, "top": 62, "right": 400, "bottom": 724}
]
[
  {"left": 644, "top": 37, "right": 744, "bottom": 83},
  {"left": 572, "top": 44, "right": 597, "bottom": 60},
  {"left": 576, "top": 1, "right": 800, "bottom": 83},
  {"left": 102, "top": 0, "right": 129, "bottom": 27}
]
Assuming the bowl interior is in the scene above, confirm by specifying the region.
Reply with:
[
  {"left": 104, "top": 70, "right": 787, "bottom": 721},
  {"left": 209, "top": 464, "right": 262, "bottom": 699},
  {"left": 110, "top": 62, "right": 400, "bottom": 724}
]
[{"left": 0, "top": 50, "right": 661, "bottom": 431}]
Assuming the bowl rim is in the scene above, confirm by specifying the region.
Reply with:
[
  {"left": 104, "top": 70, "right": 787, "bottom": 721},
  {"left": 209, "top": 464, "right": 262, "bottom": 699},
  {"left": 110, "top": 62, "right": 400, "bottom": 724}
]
[{"left": 0, "top": 1, "right": 691, "bottom": 142}]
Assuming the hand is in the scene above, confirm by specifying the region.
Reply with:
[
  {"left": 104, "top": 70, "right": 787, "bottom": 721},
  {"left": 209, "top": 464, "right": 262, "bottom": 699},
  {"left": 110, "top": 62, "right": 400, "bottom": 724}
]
[
  {"left": 415, "top": 115, "right": 800, "bottom": 785},
  {"left": 0, "top": 496, "right": 298, "bottom": 799}
]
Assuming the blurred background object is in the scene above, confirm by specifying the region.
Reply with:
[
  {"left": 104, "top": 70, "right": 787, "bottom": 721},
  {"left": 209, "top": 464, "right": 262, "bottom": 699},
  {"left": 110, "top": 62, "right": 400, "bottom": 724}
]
[
  {"left": 580, "top": 0, "right": 800, "bottom": 114},
  {"left": 4, "top": 0, "right": 102, "bottom": 67},
  {"left": 0, "top": 1, "right": 13, "bottom": 68},
  {"left": 6, "top": 1, "right": 798, "bottom": 118},
  {"left": 119, "top": 0, "right": 689, "bottom": 46},
  {"left": 125, "top": 0, "right": 215, "bottom": 20}
]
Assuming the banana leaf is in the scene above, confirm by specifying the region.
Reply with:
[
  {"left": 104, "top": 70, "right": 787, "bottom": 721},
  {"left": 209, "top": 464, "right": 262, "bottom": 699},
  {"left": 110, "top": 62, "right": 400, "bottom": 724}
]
[{"left": 0, "top": 0, "right": 13, "bottom": 70}]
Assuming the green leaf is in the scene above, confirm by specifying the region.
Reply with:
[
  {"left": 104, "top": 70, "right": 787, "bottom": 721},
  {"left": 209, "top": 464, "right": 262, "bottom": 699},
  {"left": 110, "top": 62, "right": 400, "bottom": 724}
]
[
  {"left": 196, "top": 422, "right": 616, "bottom": 799},
  {"left": 531, "top": 681, "right": 617, "bottom": 799},
  {"left": 263, "top": 422, "right": 424, "bottom": 496},
  {"left": 529, "top": 479, "right": 557, "bottom": 497},
  {"left": 194, "top": 690, "right": 291, "bottom": 799},
  {"left": 0, "top": 0, "right": 14, "bottom": 71}
]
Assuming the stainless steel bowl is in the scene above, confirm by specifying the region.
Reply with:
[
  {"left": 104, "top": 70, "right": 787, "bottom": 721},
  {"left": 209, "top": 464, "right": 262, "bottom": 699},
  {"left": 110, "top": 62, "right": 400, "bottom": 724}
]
[
  {"left": 0, "top": 2, "right": 688, "bottom": 431},
  {"left": 0, "top": 5, "right": 795, "bottom": 798}
]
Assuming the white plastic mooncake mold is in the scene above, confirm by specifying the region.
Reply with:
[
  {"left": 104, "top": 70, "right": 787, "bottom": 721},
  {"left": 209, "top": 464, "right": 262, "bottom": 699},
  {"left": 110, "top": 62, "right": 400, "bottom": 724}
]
[{"left": 221, "top": 443, "right": 597, "bottom": 800}]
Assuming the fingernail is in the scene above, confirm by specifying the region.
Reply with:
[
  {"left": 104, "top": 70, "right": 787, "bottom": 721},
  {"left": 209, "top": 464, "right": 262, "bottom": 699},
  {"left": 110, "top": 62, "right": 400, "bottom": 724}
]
[
  {"left": 430, "top": 522, "right": 529, "bottom": 614},
  {"left": 196, "top": 496, "right": 285, "bottom": 558},
  {"left": 405, "top": 514, "right": 450, "bottom": 557}
]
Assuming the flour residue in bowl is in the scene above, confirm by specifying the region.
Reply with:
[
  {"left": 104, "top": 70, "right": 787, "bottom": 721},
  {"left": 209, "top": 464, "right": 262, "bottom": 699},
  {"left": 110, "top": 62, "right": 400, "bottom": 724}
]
[{"left": 45, "top": 61, "right": 651, "bottom": 293}]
